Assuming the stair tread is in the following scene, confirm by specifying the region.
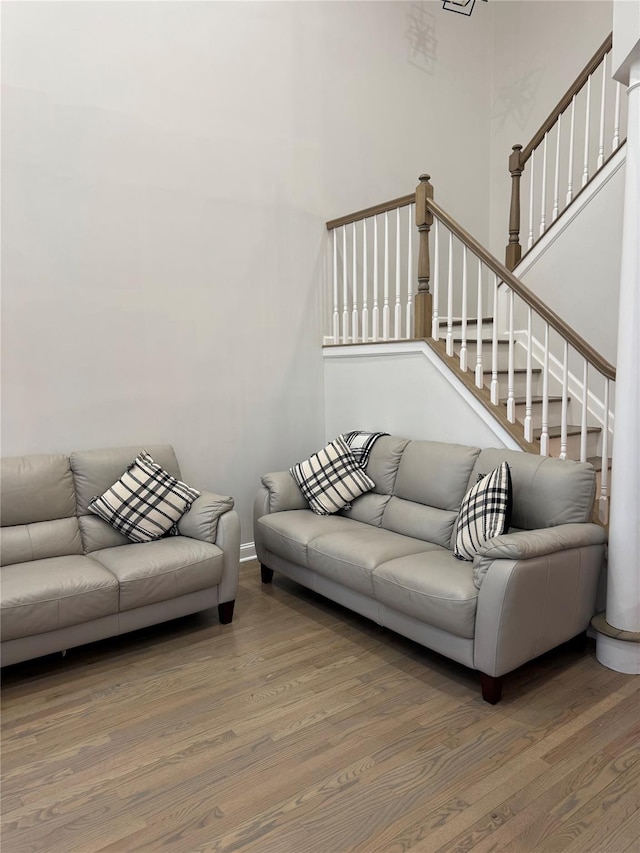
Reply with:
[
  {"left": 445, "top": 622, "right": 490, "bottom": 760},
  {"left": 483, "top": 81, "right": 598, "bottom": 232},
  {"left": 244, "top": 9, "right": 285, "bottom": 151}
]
[
  {"left": 587, "top": 456, "right": 613, "bottom": 471},
  {"left": 482, "top": 367, "right": 542, "bottom": 375},
  {"left": 501, "top": 396, "right": 565, "bottom": 406},
  {"left": 453, "top": 338, "right": 509, "bottom": 345},
  {"left": 439, "top": 317, "right": 493, "bottom": 327},
  {"left": 533, "top": 424, "right": 601, "bottom": 439}
]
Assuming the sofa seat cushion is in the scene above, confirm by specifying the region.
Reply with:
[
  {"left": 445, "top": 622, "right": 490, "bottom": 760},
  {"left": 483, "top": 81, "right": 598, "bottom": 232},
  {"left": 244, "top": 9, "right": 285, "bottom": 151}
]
[
  {"left": 1, "top": 556, "right": 119, "bottom": 642},
  {"left": 257, "top": 510, "right": 364, "bottom": 568},
  {"left": 308, "top": 528, "right": 441, "bottom": 597},
  {"left": 372, "top": 551, "right": 479, "bottom": 639},
  {"left": 91, "top": 536, "right": 223, "bottom": 612}
]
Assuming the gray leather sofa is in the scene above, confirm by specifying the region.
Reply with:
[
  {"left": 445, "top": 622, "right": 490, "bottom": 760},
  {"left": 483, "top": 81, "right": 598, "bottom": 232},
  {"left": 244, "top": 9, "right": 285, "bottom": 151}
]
[
  {"left": 254, "top": 437, "right": 606, "bottom": 703},
  {"left": 1, "top": 445, "right": 240, "bottom": 667}
]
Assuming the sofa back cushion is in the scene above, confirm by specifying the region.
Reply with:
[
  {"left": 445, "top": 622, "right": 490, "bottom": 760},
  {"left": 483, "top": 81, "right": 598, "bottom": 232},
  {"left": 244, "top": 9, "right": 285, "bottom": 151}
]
[
  {"left": 365, "top": 436, "right": 409, "bottom": 495},
  {"left": 71, "top": 445, "right": 182, "bottom": 553},
  {"left": 469, "top": 448, "right": 596, "bottom": 530},
  {"left": 382, "top": 440, "right": 480, "bottom": 548},
  {"left": 0, "top": 454, "right": 83, "bottom": 565}
]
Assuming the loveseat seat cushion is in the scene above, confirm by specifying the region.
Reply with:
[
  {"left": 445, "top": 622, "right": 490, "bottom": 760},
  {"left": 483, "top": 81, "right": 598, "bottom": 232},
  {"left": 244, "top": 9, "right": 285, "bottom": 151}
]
[
  {"left": 1, "top": 556, "right": 119, "bottom": 642},
  {"left": 257, "top": 510, "right": 364, "bottom": 568},
  {"left": 90, "top": 537, "right": 224, "bottom": 611},
  {"left": 372, "top": 551, "right": 479, "bottom": 638},
  {"left": 308, "top": 527, "right": 440, "bottom": 597}
]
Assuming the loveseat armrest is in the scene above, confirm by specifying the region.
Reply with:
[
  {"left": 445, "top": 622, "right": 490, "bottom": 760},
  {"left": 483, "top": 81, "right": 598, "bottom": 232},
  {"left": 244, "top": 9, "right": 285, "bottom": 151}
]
[
  {"left": 178, "top": 491, "right": 240, "bottom": 607},
  {"left": 259, "top": 471, "right": 309, "bottom": 513},
  {"left": 473, "top": 525, "right": 606, "bottom": 679},
  {"left": 177, "top": 490, "right": 235, "bottom": 544}
]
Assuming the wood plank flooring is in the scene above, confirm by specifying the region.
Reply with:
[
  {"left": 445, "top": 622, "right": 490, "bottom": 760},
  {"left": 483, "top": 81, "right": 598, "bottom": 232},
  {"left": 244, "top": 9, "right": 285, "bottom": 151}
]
[{"left": 2, "top": 561, "right": 639, "bottom": 853}]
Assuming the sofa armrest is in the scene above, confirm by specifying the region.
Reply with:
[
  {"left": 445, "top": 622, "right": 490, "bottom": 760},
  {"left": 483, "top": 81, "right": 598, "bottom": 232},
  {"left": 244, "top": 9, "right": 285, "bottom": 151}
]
[
  {"left": 473, "top": 534, "right": 605, "bottom": 678},
  {"left": 177, "top": 490, "right": 239, "bottom": 604},
  {"left": 473, "top": 523, "right": 607, "bottom": 589},
  {"left": 214, "top": 508, "right": 241, "bottom": 605},
  {"left": 260, "top": 472, "right": 308, "bottom": 513},
  {"left": 177, "top": 490, "right": 234, "bottom": 544},
  {"left": 253, "top": 472, "right": 308, "bottom": 567}
]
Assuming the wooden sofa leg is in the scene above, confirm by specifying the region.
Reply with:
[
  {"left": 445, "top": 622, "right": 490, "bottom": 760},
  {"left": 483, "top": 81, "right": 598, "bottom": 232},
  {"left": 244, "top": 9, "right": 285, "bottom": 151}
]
[
  {"left": 218, "top": 600, "right": 235, "bottom": 624},
  {"left": 480, "top": 673, "right": 504, "bottom": 705},
  {"left": 566, "top": 630, "right": 588, "bottom": 652},
  {"left": 261, "top": 564, "right": 274, "bottom": 584}
]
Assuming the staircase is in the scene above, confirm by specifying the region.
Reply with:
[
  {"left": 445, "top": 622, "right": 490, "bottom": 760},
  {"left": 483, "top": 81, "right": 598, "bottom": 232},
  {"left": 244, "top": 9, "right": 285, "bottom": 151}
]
[
  {"left": 440, "top": 317, "right": 610, "bottom": 501},
  {"left": 322, "top": 33, "right": 623, "bottom": 524}
]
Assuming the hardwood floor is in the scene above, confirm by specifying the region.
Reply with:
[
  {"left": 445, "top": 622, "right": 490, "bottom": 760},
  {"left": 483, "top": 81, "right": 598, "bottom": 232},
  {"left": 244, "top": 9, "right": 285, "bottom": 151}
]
[{"left": 2, "top": 561, "right": 639, "bottom": 853}]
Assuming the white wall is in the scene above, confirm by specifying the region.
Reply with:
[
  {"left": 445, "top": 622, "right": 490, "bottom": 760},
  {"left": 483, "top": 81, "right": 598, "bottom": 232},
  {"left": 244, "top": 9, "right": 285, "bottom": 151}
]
[
  {"left": 324, "top": 344, "right": 520, "bottom": 451},
  {"left": 515, "top": 153, "right": 625, "bottom": 364},
  {"left": 489, "top": 0, "right": 614, "bottom": 259},
  {"left": 1, "top": 2, "right": 493, "bottom": 544}
]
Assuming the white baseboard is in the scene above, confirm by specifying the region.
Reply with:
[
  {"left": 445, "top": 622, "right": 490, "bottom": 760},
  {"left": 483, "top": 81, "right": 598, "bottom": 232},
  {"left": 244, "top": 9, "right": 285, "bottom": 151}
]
[{"left": 240, "top": 542, "right": 257, "bottom": 563}]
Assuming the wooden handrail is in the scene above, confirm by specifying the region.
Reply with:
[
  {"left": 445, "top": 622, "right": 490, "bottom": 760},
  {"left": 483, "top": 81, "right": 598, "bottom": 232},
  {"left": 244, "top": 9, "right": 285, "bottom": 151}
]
[
  {"left": 505, "top": 32, "right": 615, "bottom": 270},
  {"left": 426, "top": 195, "right": 616, "bottom": 380},
  {"left": 521, "top": 33, "right": 612, "bottom": 164},
  {"left": 326, "top": 194, "right": 414, "bottom": 231}
]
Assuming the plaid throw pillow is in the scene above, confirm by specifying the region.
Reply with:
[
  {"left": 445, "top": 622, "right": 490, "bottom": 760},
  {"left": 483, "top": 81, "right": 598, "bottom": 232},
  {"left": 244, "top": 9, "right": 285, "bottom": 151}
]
[
  {"left": 454, "top": 462, "right": 512, "bottom": 561},
  {"left": 290, "top": 435, "right": 375, "bottom": 516},
  {"left": 88, "top": 451, "right": 201, "bottom": 543}
]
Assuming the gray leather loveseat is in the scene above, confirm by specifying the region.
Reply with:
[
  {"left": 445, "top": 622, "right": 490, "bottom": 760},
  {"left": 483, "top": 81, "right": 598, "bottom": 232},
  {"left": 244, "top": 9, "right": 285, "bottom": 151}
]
[
  {"left": 1, "top": 445, "right": 240, "bottom": 667},
  {"left": 254, "top": 436, "right": 606, "bottom": 703}
]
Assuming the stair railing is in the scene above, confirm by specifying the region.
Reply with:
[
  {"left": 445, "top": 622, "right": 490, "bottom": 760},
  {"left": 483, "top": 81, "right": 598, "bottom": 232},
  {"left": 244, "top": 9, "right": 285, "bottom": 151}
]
[
  {"left": 325, "top": 194, "right": 417, "bottom": 344},
  {"left": 324, "top": 175, "right": 616, "bottom": 521},
  {"left": 420, "top": 176, "right": 616, "bottom": 520},
  {"left": 505, "top": 33, "right": 627, "bottom": 270}
]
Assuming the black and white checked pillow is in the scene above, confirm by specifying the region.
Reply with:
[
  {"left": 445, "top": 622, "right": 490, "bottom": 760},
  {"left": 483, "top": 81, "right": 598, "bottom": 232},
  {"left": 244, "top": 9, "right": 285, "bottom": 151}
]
[
  {"left": 87, "top": 451, "right": 201, "bottom": 543},
  {"left": 453, "top": 462, "right": 512, "bottom": 561},
  {"left": 290, "top": 435, "right": 375, "bottom": 516}
]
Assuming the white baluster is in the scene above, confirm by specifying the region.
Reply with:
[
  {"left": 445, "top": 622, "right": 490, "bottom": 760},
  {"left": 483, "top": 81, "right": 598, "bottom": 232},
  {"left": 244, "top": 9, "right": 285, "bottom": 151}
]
[
  {"left": 342, "top": 227, "right": 349, "bottom": 343},
  {"left": 528, "top": 149, "right": 535, "bottom": 250},
  {"left": 559, "top": 340, "right": 569, "bottom": 460},
  {"left": 351, "top": 222, "right": 358, "bottom": 342},
  {"left": 382, "top": 211, "right": 390, "bottom": 340},
  {"left": 372, "top": 217, "right": 379, "bottom": 342},
  {"left": 540, "top": 132, "right": 548, "bottom": 236},
  {"left": 446, "top": 231, "right": 454, "bottom": 357},
  {"left": 406, "top": 205, "right": 413, "bottom": 339},
  {"left": 582, "top": 73, "right": 592, "bottom": 188},
  {"left": 475, "top": 258, "right": 483, "bottom": 389},
  {"left": 567, "top": 95, "right": 576, "bottom": 205},
  {"left": 460, "top": 245, "right": 468, "bottom": 372},
  {"left": 506, "top": 288, "right": 515, "bottom": 422},
  {"left": 600, "top": 378, "right": 610, "bottom": 523},
  {"left": 432, "top": 218, "right": 440, "bottom": 340},
  {"left": 540, "top": 322, "right": 550, "bottom": 456},
  {"left": 490, "top": 274, "right": 499, "bottom": 405},
  {"left": 332, "top": 229, "right": 339, "bottom": 344},
  {"left": 552, "top": 113, "right": 561, "bottom": 222},
  {"left": 394, "top": 207, "right": 401, "bottom": 339},
  {"left": 597, "top": 55, "right": 607, "bottom": 169},
  {"left": 524, "top": 307, "right": 533, "bottom": 443},
  {"left": 580, "top": 360, "right": 588, "bottom": 462},
  {"left": 613, "top": 81, "right": 622, "bottom": 151},
  {"left": 362, "top": 218, "right": 368, "bottom": 341}
]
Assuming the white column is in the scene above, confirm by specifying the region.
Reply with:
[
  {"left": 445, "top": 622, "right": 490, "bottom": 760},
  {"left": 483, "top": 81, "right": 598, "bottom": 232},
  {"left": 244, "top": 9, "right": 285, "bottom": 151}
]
[{"left": 596, "top": 47, "right": 640, "bottom": 674}]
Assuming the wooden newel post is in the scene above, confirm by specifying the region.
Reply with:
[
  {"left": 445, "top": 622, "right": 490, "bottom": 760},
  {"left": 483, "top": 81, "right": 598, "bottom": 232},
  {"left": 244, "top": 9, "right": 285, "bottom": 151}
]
[
  {"left": 505, "top": 144, "right": 523, "bottom": 271},
  {"left": 415, "top": 173, "right": 434, "bottom": 339}
]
